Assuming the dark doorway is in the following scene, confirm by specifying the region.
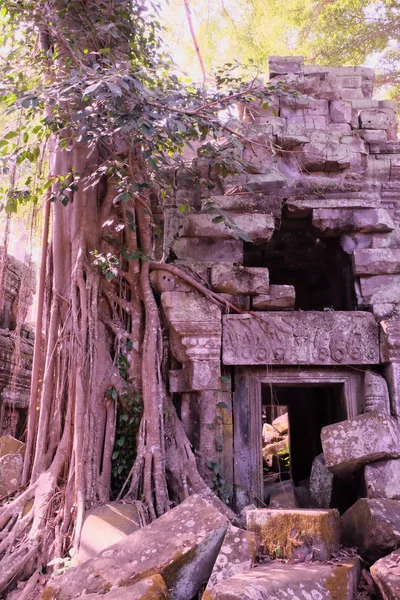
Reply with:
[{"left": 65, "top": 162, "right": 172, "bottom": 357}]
[
  {"left": 244, "top": 220, "right": 356, "bottom": 311},
  {"left": 261, "top": 384, "right": 346, "bottom": 486}
]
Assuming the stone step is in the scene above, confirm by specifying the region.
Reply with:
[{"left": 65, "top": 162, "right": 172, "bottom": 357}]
[
  {"left": 203, "top": 560, "right": 360, "bottom": 600},
  {"left": 246, "top": 508, "right": 339, "bottom": 560}
]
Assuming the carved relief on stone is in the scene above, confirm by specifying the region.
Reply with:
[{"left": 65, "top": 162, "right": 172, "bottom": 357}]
[
  {"left": 222, "top": 312, "right": 379, "bottom": 366},
  {"left": 364, "top": 370, "right": 391, "bottom": 415}
]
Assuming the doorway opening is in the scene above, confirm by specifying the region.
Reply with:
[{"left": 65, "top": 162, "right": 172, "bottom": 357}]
[{"left": 261, "top": 383, "right": 357, "bottom": 511}]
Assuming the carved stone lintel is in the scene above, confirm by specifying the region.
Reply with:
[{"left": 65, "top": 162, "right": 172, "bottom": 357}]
[{"left": 223, "top": 312, "right": 379, "bottom": 366}]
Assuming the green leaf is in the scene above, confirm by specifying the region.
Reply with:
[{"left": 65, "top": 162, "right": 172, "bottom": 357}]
[{"left": 112, "top": 450, "right": 120, "bottom": 460}]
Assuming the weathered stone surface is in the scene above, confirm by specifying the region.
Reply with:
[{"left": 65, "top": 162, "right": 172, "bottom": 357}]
[
  {"left": 309, "top": 454, "right": 334, "bottom": 509},
  {"left": 150, "top": 270, "right": 193, "bottom": 293},
  {"left": 203, "top": 561, "right": 360, "bottom": 600},
  {"left": 353, "top": 249, "right": 400, "bottom": 275},
  {"left": 360, "top": 109, "right": 390, "bottom": 129},
  {"left": 43, "top": 495, "right": 228, "bottom": 600},
  {"left": 78, "top": 575, "right": 170, "bottom": 599},
  {"left": 321, "top": 411, "right": 400, "bottom": 477},
  {"left": 371, "top": 548, "right": 400, "bottom": 600},
  {"left": 312, "top": 208, "right": 394, "bottom": 235},
  {"left": 360, "top": 274, "right": 400, "bottom": 304},
  {"left": 76, "top": 501, "right": 145, "bottom": 564},
  {"left": 363, "top": 459, "right": 400, "bottom": 500},
  {"left": 341, "top": 498, "right": 400, "bottom": 560},
  {"left": 269, "top": 56, "right": 304, "bottom": 76},
  {"left": 252, "top": 285, "right": 295, "bottom": 311},
  {"left": 172, "top": 238, "right": 243, "bottom": 263},
  {"left": 381, "top": 319, "right": 400, "bottom": 363},
  {"left": 246, "top": 508, "right": 339, "bottom": 560},
  {"left": 211, "top": 265, "right": 269, "bottom": 295},
  {"left": 205, "top": 525, "right": 257, "bottom": 593},
  {"left": 223, "top": 312, "right": 379, "bottom": 365},
  {"left": 299, "top": 142, "right": 350, "bottom": 171},
  {"left": 181, "top": 213, "right": 275, "bottom": 244},
  {"left": 364, "top": 370, "right": 391, "bottom": 414},
  {"left": 0, "top": 452, "right": 23, "bottom": 496},
  {"left": 272, "top": 413, "right": 289, "bottom": 434},
  {"left": 264, "top": 480, "right": 298, "bottom": 509},
  {"left": 330, "top": 100, "right": 352, "bottom": 123},
  {"left": 0, "top": 435, "right": 25, "bottom": 458}
]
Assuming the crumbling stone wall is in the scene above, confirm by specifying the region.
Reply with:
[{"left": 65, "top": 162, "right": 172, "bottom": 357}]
[
  {"left": 0, "top": 249, "right": 35, "bottom": 436},
  {"left": 153, "top": 56, "right": 400, "bottom": 508}
]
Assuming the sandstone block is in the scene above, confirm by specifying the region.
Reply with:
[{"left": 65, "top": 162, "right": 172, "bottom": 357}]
[
  {"left": 269, "top": 56, "right": 304, "bottom": 76},
  {"left": 353, "top": 249, "right": 400, "bottom": 275},
  {"left": 299, "top": 142, "right": 350, "bottom": 171},
  {"left": 162, "top": 291, "right": 221, "bottom": 324},
  {"left": 205, "top": 525, "right": 257, "bottom": 592},
  {"left": 360, "top": 274, "right": 400, "bottom": 304},
  {"left": 43, "top": 495, "right": 228, "bottom": 600},
  {"left": 0, "top": 435, "right": 25, "bottom": 458},
  {"left": 371, "top": 548, "right": 400, "bottom": 600},
  {"left": 252, "top": 285, "right": 295, "bottom": 311},
  {"left": 79, "top": 574, "right": 170, "bottom": 599},
  {"left": 341, "top": 498, "right": 400, "bottom": 560},
  {"left": 245, "top": 172, "right": 287, "bottom": 192},
  {"left": 150, "top": 270, "right": 193, "bottom": 293},
  {"left": 360, "top": 109, "right": 390, "bottom": 130},
  {"left": 181, "top": 213, "right": 275, "bottom": 244},
  {"left": 264, "top": 480, "right": 298, "bottom": 509},
  {"left": 172, "top": 238, "right": 243, "bottom": 264},
  {"left": 363, "top": 459, "right": 400, "bottom": 500},
  {"left": 211, "top": 265, "right": 269, "bottom": 295},
  {"left": 246, "top": 508, "right": 339, "bottom": 560},
  {"left": 0, "top": 452, "right": 23, "bottom": 497},
  {"left": 309, "top": 454, "right": 334, "bottom": 509},
  {"left": 203, "top": 560, "right": 359, "bottom": 600},
  {"left": 76, "top": 502, "right": 145, "bottom": 564},
  {"left": 312, "top": 208, "right": 394, "bottom": 235},
  {"left": 272, "top": 412, "right": 289, "bottom": 434},
  {"left": 361, "top": 129, "right": 388, "bottom": 143},
  {"left": 330, "top": 100, "right": 352, "bottom": 123},
  {"left": 321, "top": 411, "right": 400, "bottom": 477},
  {"left": 220, "top": 294, "right": 250, "bottom": 310}
]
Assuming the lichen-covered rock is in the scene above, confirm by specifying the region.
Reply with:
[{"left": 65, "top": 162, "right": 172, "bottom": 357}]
[
  {"left": 246, "top": 508, "right": 339, "bottom": 560},
  {"left": 202, "top": 560, "right": 360, "bottom": 600},
  {"left": 321, "top": 411, "right": 400, "bottom": 477},
  {"left": 0, "top": 452, "right": 23, "bottom": 497},
  {"left": 75, "top": 501, "right": 146, "bottom": 564},
  {"left": 205, "top": 525, "right": 256, "bottom": 592},
  {"left": 42, "top": 495, "right": 228, "bottom": 600},
  {"left": 371, "top": 548, "right": 400, "bottom": 600},
  {"left": 75, "top": 574, "right": 170, "bottom": 599},
  {"left": 309, "top": 454, "right": 334, "bottom": 509},
  {"left": 363, "top": 459, "right": 400, "bottom": 500},
  {"left": 341, "top": 498, "right": 400, "bottom": 560}
]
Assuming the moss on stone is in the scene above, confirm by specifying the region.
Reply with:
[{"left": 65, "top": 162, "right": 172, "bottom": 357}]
[{"left": 325, "top": 564, "right": 352, "bottom": 599}]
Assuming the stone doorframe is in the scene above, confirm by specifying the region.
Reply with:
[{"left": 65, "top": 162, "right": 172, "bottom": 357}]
[{"left": 233, "top": 366, "right": 365, "bottom": 511}]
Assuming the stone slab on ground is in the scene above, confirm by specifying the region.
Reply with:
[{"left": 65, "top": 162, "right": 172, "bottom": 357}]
[
  {"left": 205, "top": 525, "right": 257, "bottom": 593},
  {"left": 42, "top": 495, "right": 228, "bottom": 600},
  {"left": 363, "top": 458, "right": 400, "bottom": 500},
  {"left": 246, "top": 508, "right": 339, "bottom": 560},
  {"left": 321, "top": 411, "right": 400, "bottom": 477},
  {"left": 210, "top": 265, "right": 269, "bottom": 295},
  {"left": 202, "top": 560, "right": 360, "bottom": 600},
  {"left": 0, "top": 435, "right": 25, "bottom": 458},
  {"left": 76, "top": 501, "right": 146, "bottom": 564},
  {"left": 77, "top": 574, "right": 170, "bottom": 599},
  {"left": 371, "top": 548, "right": 400, "bottom": 600},
  {"left": 341, "top": 498, "right": 400, "bottom": 560},
  {"left": 310, "top": 454, "right": 334, "bottom": 509},
  {"left": 0, "top": 452, "right": 23, "bottom": 497}
]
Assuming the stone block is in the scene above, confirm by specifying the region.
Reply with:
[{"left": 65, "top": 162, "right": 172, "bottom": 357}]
[
  {"left": 330, "top": 100, "right": 352, "bottom": 123},
  {"left": 309, "top": 454, "right": 334, "bottom": 509},
  {"left": 360, "top": 274, "right": 400, "bottom": 304},
  {"left": 150, "top": 270, "right": 193, "bottom": 293},
  {"left": 246, "top": 508, "right": 339, "bottom": 560},
  {"left": 205, "top": 525, "right": 257, "bottom": 593},
  {"left": 312, "top": 208, "right": 394, "bottom": 235},
  {"left": 78, "top": 575, "right": 170, "bottom": 599},
  {"left": 299, "top": 142, "right": 350, "bottom": 171},
  {"left": 360, "top": 109, "right": 390, "bottom": 129},
  {"left": 245, "top": 172, "right": 287, "bottom": 193},
  {"left": 203, "top": 561, "right": 360, "bottom": 600},
  {"left": 361, "top": 129, "right": 388, "bottom": 143},
  {"left": 0, "top": 452, "right": 23, "bottom": 496},
  {"left": 201, "top": 194, "right": 284, "bottom": 217},
  {"left": 43, "top": 495, "right": 228, "bottom": 600},
  {"left": 269, "top": 56, "right": 304, "bottom": 76},
  {"left": 76, "top": 502, "right": 145, "bottom": 564},
  {"left": 162, "top": 292, "right": 220, "bottom": 324},
  {"left": 272, "top": 412, "right": 288, "bottom": 434},
  {"left": 371, "top": 548, "right": 400, "bottom": 600},
  {"left": 353, "top": 249, "right": 400, "bottom": 275},
  {"left": 0, "top": 435, "right": 25, "bottom": 458},
  {"left": 363, "top": 459, "right": 400, "bottom": 500},
  {"left": 220, "top": 294, "right": 250, "bottom": 311},
  {"left": 181, "top": 213, "right": 275, "bottom": 244},
  {"left": 321, "top": 411, "right": 400, "bottom": 478},
  {"left": 341, "top": 498, "right": 400, "bottom": 560},
  {"left": 172, "top": 238, "right": 243, "bottom": 264},
  {"left": 211, "top": 265, "right": 269, "bottom": 295},
  {"left": 264, "top": 480, "right": 298, "bottom": 509},
  {"left": 223, "top": 312, "right": 379, "bottom": 366},
  {"left": 252, "top": 285, "right": 295, "bottom": 310},
  {"left": 286, "top": 196, "right": 378, "bottom": 219}
]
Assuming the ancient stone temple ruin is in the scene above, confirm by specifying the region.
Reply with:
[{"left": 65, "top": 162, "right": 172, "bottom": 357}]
[
  {"left": 0, "top": 250, "right": 35, "bottom": 437},
  {"left": 154, "top": 55, "right": 400, "bottom": 520}
]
